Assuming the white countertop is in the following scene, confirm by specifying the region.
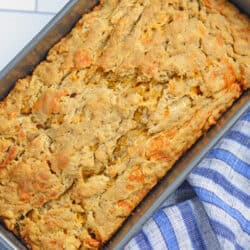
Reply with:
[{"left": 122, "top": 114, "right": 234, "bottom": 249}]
[{"left": 0, "top": 0, "right": 69, "bottom": 71}]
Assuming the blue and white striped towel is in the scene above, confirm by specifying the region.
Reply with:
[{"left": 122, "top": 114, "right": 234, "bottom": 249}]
[{"left": 125, "top": 108, "right": 250, "bottom": 250}]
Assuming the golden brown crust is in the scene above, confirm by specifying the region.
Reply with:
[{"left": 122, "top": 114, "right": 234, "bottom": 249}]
[{"left": 0, "top": 0, "right": 249, "bottom": 249}]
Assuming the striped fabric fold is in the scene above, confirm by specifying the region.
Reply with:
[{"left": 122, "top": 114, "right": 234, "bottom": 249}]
[{"left": 126, "top": 109, "right": 250, "bottom": 250}]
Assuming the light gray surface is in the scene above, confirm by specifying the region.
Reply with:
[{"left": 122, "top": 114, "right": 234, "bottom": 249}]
[{"left": 0, "top": 0, "right": 70, "bottom": 71}]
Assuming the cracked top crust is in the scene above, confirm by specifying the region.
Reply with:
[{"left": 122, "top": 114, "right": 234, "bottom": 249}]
[{"left": 0, "top": 0, "right": 249, "bottom": 249}]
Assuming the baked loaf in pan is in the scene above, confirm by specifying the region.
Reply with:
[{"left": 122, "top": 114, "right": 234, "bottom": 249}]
[{"left": 0, "top": 0, "right": 249, "bottom": 249}]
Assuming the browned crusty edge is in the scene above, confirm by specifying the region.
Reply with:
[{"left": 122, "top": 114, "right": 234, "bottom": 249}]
[{"left": 0, "top": 0, "right": 249, "bottom": 249}]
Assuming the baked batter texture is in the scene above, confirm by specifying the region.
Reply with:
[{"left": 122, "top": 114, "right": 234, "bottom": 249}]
[{"left": 0, "top": 0, "right": 249, "bottom": 249}]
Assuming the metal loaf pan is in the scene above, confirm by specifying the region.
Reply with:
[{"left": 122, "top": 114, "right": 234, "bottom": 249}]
[{"left": 0, "top": 1, "right": 249, "bottom": 249}]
